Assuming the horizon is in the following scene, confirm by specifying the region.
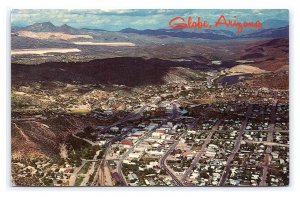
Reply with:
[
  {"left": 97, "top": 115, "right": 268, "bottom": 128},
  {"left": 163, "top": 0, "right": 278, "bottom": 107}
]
[{"left": 11, "top": 9, "right": 289, "bottom": 31}]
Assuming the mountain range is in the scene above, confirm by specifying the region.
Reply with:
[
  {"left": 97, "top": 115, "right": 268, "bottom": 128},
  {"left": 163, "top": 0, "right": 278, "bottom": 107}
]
[{"left": 12, "top": 21, "right": 289, "bottom": 41}]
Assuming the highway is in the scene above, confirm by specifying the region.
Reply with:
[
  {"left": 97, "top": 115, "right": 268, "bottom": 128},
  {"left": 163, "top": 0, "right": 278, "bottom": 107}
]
[
  {"left": 158, "top": 141, "right": 184, "bottom": 186},
  {"left": 69, "top": 160, "right": 87, "bottom": 186},
  {"left": 116, "top": 126, "right": 158, "bottom": 186},
  {"left": 80, "top": 150, "right": 101, "bottom": 186},
  {"left": 218, "top": 103, "right": 253, "bottom": 186},
  {"left": 180, "top": 119, "right": 222, "bottom": 184}
]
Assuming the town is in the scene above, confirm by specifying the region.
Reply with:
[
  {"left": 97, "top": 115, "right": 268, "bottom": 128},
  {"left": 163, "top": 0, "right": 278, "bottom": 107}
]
[{"left": 11, "top": 71, "right": 289, "bottom": 186}]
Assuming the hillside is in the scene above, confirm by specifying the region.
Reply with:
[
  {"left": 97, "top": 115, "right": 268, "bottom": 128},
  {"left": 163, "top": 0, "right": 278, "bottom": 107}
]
[
  {"left": 238, "top": 38, "right": 289, "bottom": 71},
  {"left": 12, "top": 57, "right": 203, "bottom": 87},
  {"left": 228, "top": 65, "right": 268, "bottom": 74}
]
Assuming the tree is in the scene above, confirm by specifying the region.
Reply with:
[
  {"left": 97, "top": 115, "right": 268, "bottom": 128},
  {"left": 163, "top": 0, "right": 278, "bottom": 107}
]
[{"left": 84, "top": 126, "right": 95, "bottom": 134}]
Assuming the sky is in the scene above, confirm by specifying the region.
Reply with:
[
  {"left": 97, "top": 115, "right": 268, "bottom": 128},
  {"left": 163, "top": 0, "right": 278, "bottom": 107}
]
[{"left": 11, "top": 9, "right": 289, "bottom": 31}]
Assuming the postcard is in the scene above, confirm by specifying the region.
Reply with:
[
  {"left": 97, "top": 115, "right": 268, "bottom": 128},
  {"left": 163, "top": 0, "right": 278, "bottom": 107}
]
[{"left": 11, "top": 9, "right": 289, "bottom": 187}]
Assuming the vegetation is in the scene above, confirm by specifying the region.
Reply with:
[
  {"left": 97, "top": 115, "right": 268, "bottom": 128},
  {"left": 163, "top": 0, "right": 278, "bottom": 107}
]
[{"left": 75, "top": 176, "right": 84, "bottom": 186}]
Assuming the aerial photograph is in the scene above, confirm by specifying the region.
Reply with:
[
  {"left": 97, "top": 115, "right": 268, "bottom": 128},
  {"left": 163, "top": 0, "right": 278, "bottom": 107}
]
[{"left": 10, "top": 9, "right": 289, "bottom": 187}]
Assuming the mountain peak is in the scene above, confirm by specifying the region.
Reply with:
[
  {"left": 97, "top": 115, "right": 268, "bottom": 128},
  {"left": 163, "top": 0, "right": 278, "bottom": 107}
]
[
  {"left": 20, "top": 22, "right": 79, "bottom": 33},
  {"left": 34, "top": 22, "right": 55, "bottom": 27},
  {"left": 60, "top": 24, "right": 72, "bottom": 28},
  {"left": 120, "top": 27, "right": 138, "bottom": 33},
  {"left": 23, "top": 22, "right": 56, "bottom": 32},
  {"left": 59, "top": 24, "right": 75, "bottom": 31}
]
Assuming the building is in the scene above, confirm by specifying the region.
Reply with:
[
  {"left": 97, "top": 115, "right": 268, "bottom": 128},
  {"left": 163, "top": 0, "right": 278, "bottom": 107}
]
[
  {"left": 128, "top": 173, "right": 138, "bottom": 183},
  {"left": 110, "top": 126, "right": 119, "bottom": 132},
  {"left": 152, "top": 132, "right": 163, "bottom": 139},
  {"left": 120, "top": 139, "right": 133, "bottom": 148}
]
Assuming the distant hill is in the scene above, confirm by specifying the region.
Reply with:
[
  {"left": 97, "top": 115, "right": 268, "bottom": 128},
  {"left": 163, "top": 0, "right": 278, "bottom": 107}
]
[
  {"left": 13, "top": 22, "right": 289, "bottom": 42},
  {"left": 228, "top": 65, "right": 268, "bottom": 74},
  {"left": 20, "top": 22, "right": 80, "bottom": 34},
  {"left": 120, "top": 28, "right": 233, "bottom": 40},
  {"left": 239, "top": 38, "right": 288, "bottom": 71},
  {"left": 120, "top": 26, "right": 288, "bottom": 40},
  {"left": 22, "top": 22, "right": 57, "bottom": 32},
  {"left": 242, "top": 26, "right": 288, "bottom": 39},
  {"left": 262, "top": 19, "right": 289, "bottom": 29}
]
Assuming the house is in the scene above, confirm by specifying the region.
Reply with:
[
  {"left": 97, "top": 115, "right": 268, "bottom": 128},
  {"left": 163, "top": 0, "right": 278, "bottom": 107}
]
[
  {"left": 146, "top": 150, "right": 164, "bottom": 156},
  {"left": 156, "top": 128, "right": 167, "bottom": 133},
  {"left": 138, "top": 123, "right": 146, "bottom": 128},
  {"left": 181, "top": 151, "right": 195, "bottom": 160},
  {"left": 123, "top": 160, "right": 136, "bottom": 165},
  {"left": 271, "top": 152, "right": 279, "bottom": 159},
  {"left": 121, "top": 127, "right": 129, "bottom": 132},
  {"left": 103, "top": 110, "right": 113, "bottom": 115},
  {"left": 144, "top": 179, "right": 150, "bottom": 185},
  {"left": 128, "top": 152, "right": 143, "bottom": 160},
  {"left": 187, "top": 130, "right": 196, "bottom": 134},
  {"left": 96, "top": 126, "right": 106, "bottom": 130},
  {"left": 98, "top": 140, "right": 106, "bottom": 146},
  {"left": 251, "top": 174, "right": 259, "bottom": 180},
  {"left": 120, "top": 139, "right": 133, "bottom": 148},
  {"left": 246, "top": 126, "right": 252, "bottom": 130},
  {"left": 111, "top": 105, "right": 120, "bottom": 109},
  {"left": 128, "top": 173, "right": 138, "bottom": 182},
  {"left": 152, "top": 132, "right": 163, "bottom": 139},
  {"left": 110, "top": 126, "right": 119, "bottom": 132},
  {"left": 229, "top": 179, "right": 240, "bottom": 186}
]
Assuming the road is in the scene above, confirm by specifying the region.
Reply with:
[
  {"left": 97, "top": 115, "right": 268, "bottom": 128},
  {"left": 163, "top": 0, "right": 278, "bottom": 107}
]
[
  {"left": 80, "top": 150, "right": 101, "bottom": 186},
  {"left": 218, "top": 103, "right": 253, "bottom": 186},
  {"left": 69, "top": 160, "right": 87, "bottom": 186},
  {"left": 116, "top": 128, "right": 156, "bottom": 186},
  {"left": 180, "top": 119, "right": 222, "bottom": 184},
  {"left": 260, "top": 92, "right": 278, "bottom": 186},
  {"left": 96, "top": 97, "right": 162, "bottom": 186},
  {"left": 207, "top": 74, "right": 219, "bottom": 88},
  {"left": 158, "top": 141, "right": 184, "bottom": 186},
  {"left": 117, "top": 102, "right": 179, "bottom": 186},
  {"left": 100, "top": 97, "right": 161, "bottom": 133},
  {"left": 72, "top": 133, "right": 98, "bottom": 146},
  {"left": 97, "top": 145, "right": 111, "bottom": 186}
]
